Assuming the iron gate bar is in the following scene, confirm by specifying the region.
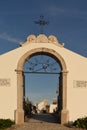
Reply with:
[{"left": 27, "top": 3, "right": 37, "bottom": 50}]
[{"left": 24, "top": 71, "right": 60, "bottom": 74}]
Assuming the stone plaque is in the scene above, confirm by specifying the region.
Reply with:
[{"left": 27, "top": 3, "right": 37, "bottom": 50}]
[
  {"left": 0, "top": 79, "right": 10, "bottom": 87},
  {"left": 73, "top": 80, "right": 87, "bottom": 88}
]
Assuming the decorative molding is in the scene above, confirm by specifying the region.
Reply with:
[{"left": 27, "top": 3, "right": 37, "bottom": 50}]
[
  {"left": 17, "top": 48, "right": 67, "bottom": 71},
  {"left": 27, "top": 35, "right": 36, "bottom": 43},
  {"left": 20, "top": 34, "right": 64, "bottom": 47}
]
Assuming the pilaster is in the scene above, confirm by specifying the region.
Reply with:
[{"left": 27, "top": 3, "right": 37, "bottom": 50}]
[
  {"left": 15, "top": 69, "right": 24, "bottom": 124},
  {"left": 61, "top": 70, "right": 69, "bottom": 124}
]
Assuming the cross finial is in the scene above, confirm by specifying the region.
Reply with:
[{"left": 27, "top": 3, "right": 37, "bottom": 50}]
[{"left": 34, "top": 15, "right": 49, "bottom": 34}]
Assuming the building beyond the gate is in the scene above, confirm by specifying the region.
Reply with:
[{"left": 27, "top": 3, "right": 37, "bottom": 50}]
[{"left": 0, "top": 34, "right": 87, "bottom": 125}]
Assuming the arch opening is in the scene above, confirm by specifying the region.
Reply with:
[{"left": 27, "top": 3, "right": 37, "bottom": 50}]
[
  {"left": 23, "top": 53, "right": 61, "bottom": 122},
  {"left": 15, "top": 48, "right": 69, "bottom": 125}
]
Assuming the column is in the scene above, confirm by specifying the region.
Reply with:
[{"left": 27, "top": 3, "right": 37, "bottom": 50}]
[
  {"left": 61, "top": 71, "right": 69, "bottom": 125},
  {"left": 15, "top": 70, "right": 24, "bottom": 124}
]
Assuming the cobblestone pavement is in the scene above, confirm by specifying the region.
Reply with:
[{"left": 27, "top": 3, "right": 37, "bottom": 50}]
[{"left": 8, "top": 114, "right": 84, "bottom": 130}]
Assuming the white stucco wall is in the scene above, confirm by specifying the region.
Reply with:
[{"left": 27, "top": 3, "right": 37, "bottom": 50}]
[{"left": 0, "top": 37, "right": 87, "bottom": 122}]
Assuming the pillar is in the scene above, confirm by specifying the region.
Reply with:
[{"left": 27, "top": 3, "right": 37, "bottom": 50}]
[
  {"left": 61, "top": 71, "right": 69, "bottom": 125},
  {"left": 15, "top": 70, "right": 24, "bottom": 124}
]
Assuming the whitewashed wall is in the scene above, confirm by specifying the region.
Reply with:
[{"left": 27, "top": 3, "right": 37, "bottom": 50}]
[{"left": 0, "top": 37, "right": 87, "bottom": 122}]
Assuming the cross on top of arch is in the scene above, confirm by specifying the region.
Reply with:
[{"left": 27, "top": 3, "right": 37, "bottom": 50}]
[{"left": 20, "top": 34, "right": 64, "bottom": 47}]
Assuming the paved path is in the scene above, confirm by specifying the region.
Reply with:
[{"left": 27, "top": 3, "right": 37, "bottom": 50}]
[{"left": 8, "top": 114, "right": 84, "bottom": 130}]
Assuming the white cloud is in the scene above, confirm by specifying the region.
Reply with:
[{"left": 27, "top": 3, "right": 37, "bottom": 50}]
[
  {"left": 47, "top": 6, "right": 87, "bottom": 19},
  {"left": 0, "top": 33, "right": 21, "bottom": 43}
]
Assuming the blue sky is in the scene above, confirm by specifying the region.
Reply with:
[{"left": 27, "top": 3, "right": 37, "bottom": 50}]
[
  {"left": 0, "top": 0, "right": 87, "bottom": 103},
  {"left": 24, "top": 55, "right": 60, "bottom": 104},
  {"left": 0, "top": 0, "right": 87, "bottom": 56}
]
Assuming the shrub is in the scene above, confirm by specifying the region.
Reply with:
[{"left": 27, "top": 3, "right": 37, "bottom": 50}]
[
  {"left": 0, "top": 119, "right": 15, "bottom": 129},
  {"left": 73, "top": 117, "right": 87, "bottom": 129}
]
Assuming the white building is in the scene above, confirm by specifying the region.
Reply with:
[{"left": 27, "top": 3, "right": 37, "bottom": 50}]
[
  {"left": 50, "top": 104, "right": 57, "bottom": 113},
  {"left": 0, "top": 34, "right": 87, "bottom": 125},
  {"left": 37, "top": 99, "right": 47, "bottom": 113}
]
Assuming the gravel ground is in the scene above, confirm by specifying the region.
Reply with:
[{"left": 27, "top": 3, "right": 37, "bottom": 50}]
[{"left": 7, "top": 114, "right": 85, "bottom": 130}]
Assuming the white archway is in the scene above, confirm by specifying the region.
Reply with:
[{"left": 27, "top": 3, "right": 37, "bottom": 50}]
[{"left": 15, "top": 47, "right": 69, "bottom": 125}]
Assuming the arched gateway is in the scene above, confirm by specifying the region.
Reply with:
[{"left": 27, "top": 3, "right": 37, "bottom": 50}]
[
  {"left": 0, "top": 34, "right": 87, "bottom": 125},
  {"left": 15, "top": 35, "right": 68, "bottom": 124}
]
